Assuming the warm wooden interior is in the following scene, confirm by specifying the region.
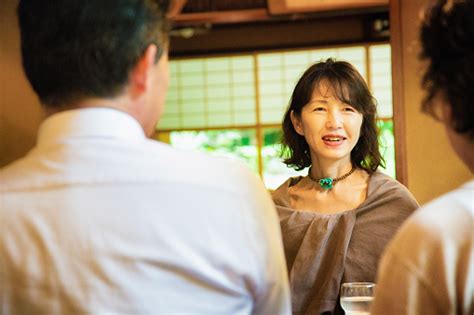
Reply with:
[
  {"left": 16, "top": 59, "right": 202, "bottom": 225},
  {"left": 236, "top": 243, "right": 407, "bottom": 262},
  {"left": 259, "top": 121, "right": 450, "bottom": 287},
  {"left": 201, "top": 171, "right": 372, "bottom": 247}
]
[
  {"left": 0, "top": 0, "right": 471, "bottom": 204},
  {"left": 169, "top": 13, "right": 388, "bottom": 56},
  {"left": 389, "top": 0, "right": 471, "bottom": 203}
]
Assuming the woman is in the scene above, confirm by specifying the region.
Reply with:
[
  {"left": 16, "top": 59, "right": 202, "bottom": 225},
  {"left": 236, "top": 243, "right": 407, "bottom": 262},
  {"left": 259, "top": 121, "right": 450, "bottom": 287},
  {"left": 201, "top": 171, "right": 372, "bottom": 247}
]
[{"left": 272, "top": 59, "right": 418, "bottom": 315}]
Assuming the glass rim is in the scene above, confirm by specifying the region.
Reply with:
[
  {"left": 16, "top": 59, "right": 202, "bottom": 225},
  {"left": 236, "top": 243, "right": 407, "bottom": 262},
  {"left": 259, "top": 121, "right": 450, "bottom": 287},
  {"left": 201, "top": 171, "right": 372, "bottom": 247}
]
[{"left": 341, "top": 282, "right": 376, "bottom": 287}]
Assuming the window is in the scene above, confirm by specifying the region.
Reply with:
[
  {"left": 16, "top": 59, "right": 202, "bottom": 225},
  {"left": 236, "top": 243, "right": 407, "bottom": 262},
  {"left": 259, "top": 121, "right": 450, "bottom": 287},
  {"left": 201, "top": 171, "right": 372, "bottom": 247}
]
[{"left": 156, "top": 44, "right": 394, "bottom": 189}]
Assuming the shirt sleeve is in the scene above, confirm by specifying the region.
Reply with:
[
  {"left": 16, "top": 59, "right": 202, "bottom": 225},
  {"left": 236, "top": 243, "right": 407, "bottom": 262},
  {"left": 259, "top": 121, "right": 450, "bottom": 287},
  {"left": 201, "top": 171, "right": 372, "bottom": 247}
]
[{"left": 240, "top": 170, "right": 291, "bottom": 315}]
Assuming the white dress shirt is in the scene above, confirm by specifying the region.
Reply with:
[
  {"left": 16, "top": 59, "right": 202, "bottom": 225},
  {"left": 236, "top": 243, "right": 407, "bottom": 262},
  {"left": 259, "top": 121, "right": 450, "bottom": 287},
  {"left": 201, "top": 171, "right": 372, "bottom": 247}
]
[{"left": 0, "top": 108, "right": 291, "bottom": 315}]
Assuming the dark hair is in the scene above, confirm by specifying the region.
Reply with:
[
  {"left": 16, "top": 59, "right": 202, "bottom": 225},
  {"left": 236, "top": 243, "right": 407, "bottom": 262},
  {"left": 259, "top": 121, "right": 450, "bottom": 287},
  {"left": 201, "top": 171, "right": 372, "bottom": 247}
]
[
  {"left": 420, "top": 0, "right": 474, "bottom": 139},
  {"left": 281, "top": 58, "right": 383, "bottom": 173},
  {"left": 18, "top": 0, "right": 170, "bottom": 108}
]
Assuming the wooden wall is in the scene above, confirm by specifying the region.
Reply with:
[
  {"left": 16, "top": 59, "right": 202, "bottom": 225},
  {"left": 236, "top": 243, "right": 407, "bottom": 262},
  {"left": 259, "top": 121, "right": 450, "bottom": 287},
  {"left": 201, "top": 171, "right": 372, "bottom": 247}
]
[
  {"left": 0, "top": 0, "right": 43, "bottom": 168},
  {"left": 390, "top": 0, "right": 471, "bottom": 204}
]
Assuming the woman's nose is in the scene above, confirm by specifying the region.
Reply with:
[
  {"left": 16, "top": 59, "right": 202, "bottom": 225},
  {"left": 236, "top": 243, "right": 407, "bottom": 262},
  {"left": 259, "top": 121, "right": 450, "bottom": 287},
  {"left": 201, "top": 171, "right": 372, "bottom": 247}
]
[{"left": 326, "top": 111, "right": 342, "bottom": 129}]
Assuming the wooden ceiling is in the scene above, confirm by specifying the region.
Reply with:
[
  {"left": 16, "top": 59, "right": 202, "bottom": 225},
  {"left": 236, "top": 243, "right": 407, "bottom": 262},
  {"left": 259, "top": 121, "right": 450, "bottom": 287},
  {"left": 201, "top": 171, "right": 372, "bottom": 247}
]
[
  {"left": 168, "top": 0, "right": 388, "bottom": 26},
  {"left": 180, "top": 0, "right": 266, "bottom": 13},
  {"left": 167, "top": 0, "right": 390, "bottom": 56}
]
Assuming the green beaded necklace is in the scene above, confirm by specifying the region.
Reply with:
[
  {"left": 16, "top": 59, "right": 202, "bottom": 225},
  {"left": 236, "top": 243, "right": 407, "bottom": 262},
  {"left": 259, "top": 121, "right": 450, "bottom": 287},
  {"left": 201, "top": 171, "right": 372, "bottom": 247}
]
[{"left": 309, "top": 167, "right": 356, "bottom": 190}]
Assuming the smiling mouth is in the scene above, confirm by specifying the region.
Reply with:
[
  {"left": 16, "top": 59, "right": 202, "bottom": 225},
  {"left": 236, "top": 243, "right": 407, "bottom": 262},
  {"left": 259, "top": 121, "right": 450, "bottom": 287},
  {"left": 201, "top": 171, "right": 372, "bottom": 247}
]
[{"left": 322, "top": 136, "right": 347, "bottom": 142}]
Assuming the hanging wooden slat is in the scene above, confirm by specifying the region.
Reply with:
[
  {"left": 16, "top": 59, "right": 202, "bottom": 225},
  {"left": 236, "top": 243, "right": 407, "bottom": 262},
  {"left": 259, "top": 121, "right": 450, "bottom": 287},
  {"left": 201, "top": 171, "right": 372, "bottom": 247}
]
[
  {"left": 267, "top": 0, "right": 388, "bottom": 15},
  {"left": 172, "top": 9, "right": 271, "bottom": 25},
  {"left": 167, "top": 0, "right": 188, "bottom": 18}
]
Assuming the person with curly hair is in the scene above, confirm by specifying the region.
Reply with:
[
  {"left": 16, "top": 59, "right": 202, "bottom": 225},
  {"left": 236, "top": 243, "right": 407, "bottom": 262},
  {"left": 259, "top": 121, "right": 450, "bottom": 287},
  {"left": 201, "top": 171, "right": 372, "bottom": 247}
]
[
  {"left": 272, "top": 59, "right": 418, "bottom": 314},
  {"left": 371, "top": 0, "right": 474, "bottom": 314}
]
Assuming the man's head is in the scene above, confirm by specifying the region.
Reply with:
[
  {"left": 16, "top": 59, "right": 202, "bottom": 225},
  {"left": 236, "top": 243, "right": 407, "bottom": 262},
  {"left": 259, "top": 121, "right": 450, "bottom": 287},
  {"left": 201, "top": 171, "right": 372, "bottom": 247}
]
[
  {"left": 18, "top": 0, "right": 170, "bottom": 135},
  {"left": 420, "top": 0, "right": 474, "bottom": 171}
]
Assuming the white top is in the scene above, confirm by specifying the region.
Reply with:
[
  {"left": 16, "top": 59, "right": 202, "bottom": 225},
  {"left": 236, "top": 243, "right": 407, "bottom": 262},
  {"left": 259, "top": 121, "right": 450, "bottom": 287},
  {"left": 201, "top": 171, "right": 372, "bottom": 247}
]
[
  {"left": 0, "top": 108, "right": 291, "bottom": 315},
  {"left": 372, "top": 179, "right": 474, "bottom": 315}
]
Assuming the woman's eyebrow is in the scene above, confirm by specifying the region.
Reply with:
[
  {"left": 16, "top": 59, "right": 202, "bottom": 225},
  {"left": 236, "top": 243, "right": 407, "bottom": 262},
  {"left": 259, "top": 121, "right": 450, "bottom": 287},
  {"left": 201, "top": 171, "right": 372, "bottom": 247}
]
[{"left": 309, "top": 99, "right": 328, "bottom": 104}]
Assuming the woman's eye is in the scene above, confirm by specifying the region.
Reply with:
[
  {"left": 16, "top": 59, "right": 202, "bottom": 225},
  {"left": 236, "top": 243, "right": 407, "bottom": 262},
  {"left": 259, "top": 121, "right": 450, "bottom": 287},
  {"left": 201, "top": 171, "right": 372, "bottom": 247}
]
[
  {"left": 314, "top": 107, "right": 326, "bottom": 112},
  {"left": 343, "top": 107, "right": 356, "bottom": 112}
]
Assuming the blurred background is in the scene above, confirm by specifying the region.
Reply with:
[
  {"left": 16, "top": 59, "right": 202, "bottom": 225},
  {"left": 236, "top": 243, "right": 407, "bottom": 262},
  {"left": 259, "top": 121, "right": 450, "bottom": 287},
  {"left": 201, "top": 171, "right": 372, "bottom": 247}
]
[
  {"left": 158, "top": 0, "right": 394, "bottom": 189},
  {"left": 1, "top": 0, "right": 471, "bottom": 203}
]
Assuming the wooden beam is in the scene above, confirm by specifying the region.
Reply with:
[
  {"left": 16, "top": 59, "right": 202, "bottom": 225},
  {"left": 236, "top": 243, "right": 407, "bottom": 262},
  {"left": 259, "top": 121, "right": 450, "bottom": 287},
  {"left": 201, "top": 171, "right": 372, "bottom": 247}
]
[
  {"left": 268, "top": 0, "right": 388, "bottom": 15},
  {"left": 169, "top": 13, "right": 387, "bottom": 56},
  {"left": 389, "top": 0, "right": 408, "bottom": 185},
  {"left": 171, "top": 9, "right": 272, "bottom": 25},
  {"left": 167, "top": 0, "right": 187, "bottom": 18}
]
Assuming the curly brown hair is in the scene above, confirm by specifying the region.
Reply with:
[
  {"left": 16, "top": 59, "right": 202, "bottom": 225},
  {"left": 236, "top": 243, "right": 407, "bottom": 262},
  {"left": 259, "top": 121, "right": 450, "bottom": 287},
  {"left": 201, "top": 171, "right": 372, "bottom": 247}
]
[{"left": 420, "top": 0, "right": 474, "bottom": 139}]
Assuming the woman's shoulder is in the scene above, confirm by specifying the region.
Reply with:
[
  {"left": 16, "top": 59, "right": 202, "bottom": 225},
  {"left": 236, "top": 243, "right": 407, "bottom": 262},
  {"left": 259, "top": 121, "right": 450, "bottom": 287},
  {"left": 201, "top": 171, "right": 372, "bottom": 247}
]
[
  {"left": 368, "top": 170, "right": 399, "bottom": 184},
  {"left": 272, "top": 176, "right": 304, "bottom": 206},
  {"left": 366, "top": 170, "right": 419, "bottom": 210},
  {"left": 274, "top": 176, "right": 305, "bottom": 191},
  {"left": 369, "top": 171, "right": 411, "bottom": 195}
]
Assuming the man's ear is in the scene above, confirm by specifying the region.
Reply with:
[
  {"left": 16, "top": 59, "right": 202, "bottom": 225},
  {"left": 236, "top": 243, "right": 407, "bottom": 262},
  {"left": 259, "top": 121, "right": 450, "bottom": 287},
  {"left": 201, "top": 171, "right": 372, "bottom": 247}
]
[
  {"left": 441, "top": 101, "right": 454, "bottom": 126},
  {"left": 130, "top": 44, "right": 158, "bottom": 98},
  {"left": 290, "top": 110, "right": 304, "bottom": 136}
]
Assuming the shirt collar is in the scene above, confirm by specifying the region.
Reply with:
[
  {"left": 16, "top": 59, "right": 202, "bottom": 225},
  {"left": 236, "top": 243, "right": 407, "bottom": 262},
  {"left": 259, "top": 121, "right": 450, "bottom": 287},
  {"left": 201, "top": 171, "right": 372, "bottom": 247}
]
[{"left": 37, "top": 107, "right": 146, "bottom": 147}]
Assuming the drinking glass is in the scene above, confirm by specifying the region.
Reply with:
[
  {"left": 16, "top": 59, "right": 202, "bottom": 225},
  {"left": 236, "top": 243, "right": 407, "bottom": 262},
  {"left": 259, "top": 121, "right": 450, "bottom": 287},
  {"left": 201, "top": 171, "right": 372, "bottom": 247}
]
[{"left": 340, "top": 282, "right": 376, "bottom": 315}]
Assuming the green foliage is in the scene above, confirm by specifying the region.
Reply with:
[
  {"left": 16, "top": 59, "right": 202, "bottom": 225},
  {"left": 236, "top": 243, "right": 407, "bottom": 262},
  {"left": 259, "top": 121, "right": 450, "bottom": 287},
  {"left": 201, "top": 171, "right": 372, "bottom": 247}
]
[
  {"left": 170, "top": 130, "right": 258, "bottom": 173},
  {"left": 263, "top": 129, "right": 281, "bottom": 146},
  {"left": 377, "top": 119, "right": 396, "bottom": 177}
]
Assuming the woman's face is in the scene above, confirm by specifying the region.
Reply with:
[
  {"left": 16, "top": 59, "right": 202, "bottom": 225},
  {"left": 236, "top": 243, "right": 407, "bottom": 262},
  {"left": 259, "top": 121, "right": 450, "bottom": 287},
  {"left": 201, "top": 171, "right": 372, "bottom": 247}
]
[{"left": 291, "top": 82, "right": 364, "bottom": 164}]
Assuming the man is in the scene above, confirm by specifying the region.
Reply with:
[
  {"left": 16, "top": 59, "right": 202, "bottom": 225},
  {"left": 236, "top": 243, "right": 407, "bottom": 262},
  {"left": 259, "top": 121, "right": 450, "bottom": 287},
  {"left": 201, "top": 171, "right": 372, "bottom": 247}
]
[
  {"left": 371, "top": 0, "right": 474, "bottom": 314},
  {"left": 0, "top": 1, "right": 290, "bottom": 314}
]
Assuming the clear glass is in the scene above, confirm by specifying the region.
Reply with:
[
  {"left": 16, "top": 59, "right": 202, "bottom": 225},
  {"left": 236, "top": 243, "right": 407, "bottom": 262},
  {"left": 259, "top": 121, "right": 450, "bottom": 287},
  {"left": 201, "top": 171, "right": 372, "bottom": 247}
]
[{"left": 340, "top": 282, "right": 376, "bottom": 315}]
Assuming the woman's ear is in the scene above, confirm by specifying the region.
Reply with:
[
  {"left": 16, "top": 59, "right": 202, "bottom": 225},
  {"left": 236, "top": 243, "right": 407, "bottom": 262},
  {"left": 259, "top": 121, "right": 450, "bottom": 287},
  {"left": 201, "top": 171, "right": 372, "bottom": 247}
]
[{"left": 290, "top": 110, "right": 304, "bottom": 136}]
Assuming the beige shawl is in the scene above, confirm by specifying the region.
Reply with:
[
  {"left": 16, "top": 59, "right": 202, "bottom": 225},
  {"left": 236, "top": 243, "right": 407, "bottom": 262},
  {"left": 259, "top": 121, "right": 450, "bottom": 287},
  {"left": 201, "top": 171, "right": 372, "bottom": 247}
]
[{"left": 272, "top": 171, "right": 419, "bottom": 314}]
